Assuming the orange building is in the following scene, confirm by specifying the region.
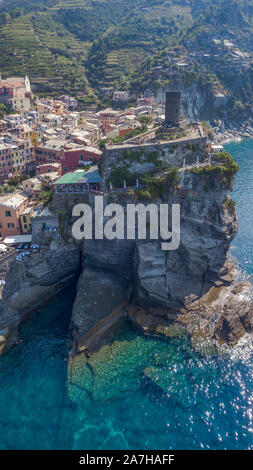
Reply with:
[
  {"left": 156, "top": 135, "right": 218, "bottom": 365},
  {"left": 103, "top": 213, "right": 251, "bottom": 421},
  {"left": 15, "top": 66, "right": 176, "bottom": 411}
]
[{"left": 0, "top": 192, "right": 29, "bottom": 239}]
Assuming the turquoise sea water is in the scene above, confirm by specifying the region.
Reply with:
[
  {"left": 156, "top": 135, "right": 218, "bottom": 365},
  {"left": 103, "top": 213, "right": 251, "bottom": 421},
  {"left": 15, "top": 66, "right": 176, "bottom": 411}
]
[{"left": 0, "top": 140, "right": 253, "bottom": 450}]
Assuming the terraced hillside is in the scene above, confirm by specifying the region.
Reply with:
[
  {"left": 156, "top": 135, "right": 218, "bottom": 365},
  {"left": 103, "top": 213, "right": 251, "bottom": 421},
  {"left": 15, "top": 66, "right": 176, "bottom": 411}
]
[
  {"left": 0, "top": 15, "right": 55, "bottom": 78},
  {"left": 31, "top": 13, "right": 93, "bottom": 100},
  {"left": 104, "top": 49, "right": 148, "bottom": 86},
  {"left": 0, "top": 11, "right": 94, "bottom": 101},
  {"left": 1, "top": 0, "right": 253, "bottom": 116},
  {"left": 0, "top": 0, "right": 197, "bottom": 102}
]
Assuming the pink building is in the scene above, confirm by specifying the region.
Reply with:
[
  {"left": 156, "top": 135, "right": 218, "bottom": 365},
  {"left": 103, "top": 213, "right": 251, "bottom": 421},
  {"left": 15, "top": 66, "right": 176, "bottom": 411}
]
[
  {"left": 60, "top": 147, "right": 102, "bottom": 174},
  {"left": 0, "top": 120, "right": 7, "bottom": 134},
  {"left": 0, "top": 75, "right": 32, "bottom": 101},
  {"left": 36, "top": 163, "right": 61, "bottom": 176},
  {"left": 35, "top": 139, "right": 65, "bottom": 164}
]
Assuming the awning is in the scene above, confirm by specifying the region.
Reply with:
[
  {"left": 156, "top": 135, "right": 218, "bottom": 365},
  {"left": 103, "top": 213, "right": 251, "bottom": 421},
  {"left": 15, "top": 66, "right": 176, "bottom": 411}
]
[
  {"left": 3, "top": 235, "right": 32, "bottom": 245},
  {"left": 211, "top": 145, "right": 224, "bottom": 150}
]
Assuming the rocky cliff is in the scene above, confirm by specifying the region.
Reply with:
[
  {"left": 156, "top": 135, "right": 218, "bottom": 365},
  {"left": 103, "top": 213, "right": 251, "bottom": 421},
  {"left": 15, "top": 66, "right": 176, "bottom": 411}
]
[
  {"left": 69, "top": 149, "right": 253, "bottom": 355},
  {"left": 0, "top": 233, "right": 80, "bottom": 354},
  {"left": 156, "top": 82, "right": 253, "bottom": 141},
  {"left": 1, "top": 144, "right": 252, "bottom": 357}
]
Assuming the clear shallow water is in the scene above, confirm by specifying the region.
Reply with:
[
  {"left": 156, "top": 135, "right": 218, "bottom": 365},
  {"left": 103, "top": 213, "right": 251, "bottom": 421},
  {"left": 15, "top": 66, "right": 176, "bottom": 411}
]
[
  {"left": 226, "top": 139, "right": 253, "bottom": 276},
  {"left": 0, "top": 141, "right": 253, "bottom": 450}
]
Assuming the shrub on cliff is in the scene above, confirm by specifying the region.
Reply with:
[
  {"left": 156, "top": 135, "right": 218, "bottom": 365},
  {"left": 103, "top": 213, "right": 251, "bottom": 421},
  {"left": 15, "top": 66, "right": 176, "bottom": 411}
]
[
  {"left": 223, "top": 197, "right": 236, "bottom": 216},
  {"left": 134, "top": 189, "right": 152, "bottom": 201},
  {"left": 38, "top": 189, "right": 53, "bottom": 207},
  {"left": 146, "top": 151, "right": 158, "bottom": 163},
  {"left": 143, "top": 167, "right": 179, "bottom": 199},
  {"left": 190, "top": 152, "right": 238, "bottom": 183},
  {"left": 212, "top": 152, "right": 239, "bottom": 175},
  {"left": 201, "top": 121, "right": 214, "bottom": 140},
  {"left": 123, "top": 149, "right": 143, "bottom": 163},
  {"left": 108, "top": 168, "right": 141, "bottom": 187}
]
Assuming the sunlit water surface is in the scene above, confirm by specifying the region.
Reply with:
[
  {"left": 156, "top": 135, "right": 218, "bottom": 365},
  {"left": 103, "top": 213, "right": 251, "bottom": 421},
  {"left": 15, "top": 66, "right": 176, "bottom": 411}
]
[{"left": 0, "top": 140, "right": 253, "bottom": 450}]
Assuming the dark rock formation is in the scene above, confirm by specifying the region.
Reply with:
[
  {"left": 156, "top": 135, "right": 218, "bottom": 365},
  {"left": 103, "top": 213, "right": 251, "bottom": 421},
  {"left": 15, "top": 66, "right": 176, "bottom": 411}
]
[
  {"left": 127, "top": 274, "right": 253, "bottom": 356},
  {"left": 214, "top": 287, "right": 253, "bottom": 346},
  {"left": 1, "top": 142, "right": 250, "bottom": 357},
  {"left": 68, "top": 166, "right": 247, "bottom": 355},
  {"left": 134, "top": 170, "right": 238, "bottom": 309},
  {"left": 70, "top": 266, "right": 130, "bottom": 354},
  {"left": 0, "top": 241, "right": 80, "bottom": 354}
]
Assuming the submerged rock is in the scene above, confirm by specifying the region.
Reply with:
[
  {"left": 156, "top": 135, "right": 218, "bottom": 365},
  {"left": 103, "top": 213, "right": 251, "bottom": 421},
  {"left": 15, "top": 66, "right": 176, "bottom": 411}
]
[
  {"left": 214, "top": 291, "right": 253, "bottom": 346},
  {"left": 177, "top": 280, "right": 253, "bottom": 355},
  {"left": 71, "top": 266, "right": 131, "bottom": 355},
  {"left": 141, "top": 365, "right": 200, "bottom": 408},
  {"left": 0, "top": 309, "right": 20, "bottom": 354},
  {"left": 127, "top": 273, "right": 253, "bottom": 356},
  {"left": 128, "top": 305, "right": 185, "bottom": 339}
]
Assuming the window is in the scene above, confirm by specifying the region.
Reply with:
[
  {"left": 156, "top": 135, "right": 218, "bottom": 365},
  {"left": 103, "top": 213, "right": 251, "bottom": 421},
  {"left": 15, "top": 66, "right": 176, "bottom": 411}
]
[
  {"left": 24, "top": 224, "right": 28, "bottom": 229},
  {"left": 23, "top": 216, "right": 27, "bottom": 223},
  {"left": 5, "top": 211, "right": 11, "bottom": 217},
  {"left": 7, "top": 223, "right": 14, "bottom": 228}
]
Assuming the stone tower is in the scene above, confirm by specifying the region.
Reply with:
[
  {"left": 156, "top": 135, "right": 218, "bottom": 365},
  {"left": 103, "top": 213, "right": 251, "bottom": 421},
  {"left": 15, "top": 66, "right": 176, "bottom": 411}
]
[{"left": 165, "top": 91, "right": 181, "bottom": 126}]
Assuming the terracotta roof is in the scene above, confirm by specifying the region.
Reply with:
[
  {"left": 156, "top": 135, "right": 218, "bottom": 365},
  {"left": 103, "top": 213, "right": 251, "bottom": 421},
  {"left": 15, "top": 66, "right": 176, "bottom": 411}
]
[{"left": 0, "top": 77, "right": 26, "bottom": 88}]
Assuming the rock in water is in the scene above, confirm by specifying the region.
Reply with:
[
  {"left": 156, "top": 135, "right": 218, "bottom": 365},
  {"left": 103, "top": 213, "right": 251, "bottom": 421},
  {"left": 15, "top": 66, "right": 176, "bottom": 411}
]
[{"left": 70, "top": 266, "right": 130, "bottom": 354}]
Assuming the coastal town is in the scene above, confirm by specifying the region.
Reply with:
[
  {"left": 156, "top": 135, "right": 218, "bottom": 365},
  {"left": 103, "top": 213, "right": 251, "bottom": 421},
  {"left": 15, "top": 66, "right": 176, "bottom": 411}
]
[
  {"left": 0, "top": 0, "right": 253, "bottom": 456},
  {"left": 0, "top": 73, "right": 223, "bottom": 262}
]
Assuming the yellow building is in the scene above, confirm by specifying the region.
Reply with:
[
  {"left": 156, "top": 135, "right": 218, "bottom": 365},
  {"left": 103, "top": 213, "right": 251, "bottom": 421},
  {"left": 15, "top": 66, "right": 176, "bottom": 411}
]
[
  {"left": 31, "top": 129, "right": 44, "bottom": 147},
  {"left": 20, "top": 206, "right": 33, "bottom": 234}
]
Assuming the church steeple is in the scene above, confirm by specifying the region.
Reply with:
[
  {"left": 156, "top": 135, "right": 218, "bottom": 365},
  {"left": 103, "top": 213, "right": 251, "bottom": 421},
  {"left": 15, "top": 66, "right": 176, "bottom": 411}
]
[{"left": 25, "top": 74, "right": 31, "bottom": 92}]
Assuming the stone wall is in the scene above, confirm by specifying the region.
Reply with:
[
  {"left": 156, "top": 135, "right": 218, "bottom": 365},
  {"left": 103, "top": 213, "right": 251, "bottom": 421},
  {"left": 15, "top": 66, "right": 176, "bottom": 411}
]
[
  {"left": 102, "top": 137, "right": 207, "bottom": 183},
  {"left": 52, "top": 193, "right": 90, "bottom": 212},
  {"left": 32, "top": 214, "right": 59, "bottom": 244}
]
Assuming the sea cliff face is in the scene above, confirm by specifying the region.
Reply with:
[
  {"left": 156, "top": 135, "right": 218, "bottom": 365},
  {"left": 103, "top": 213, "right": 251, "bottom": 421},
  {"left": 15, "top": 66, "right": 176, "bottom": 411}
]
[
  {"left": 135, "top": 170, "right": 237, "bottom": 309},
  {"left": 1, "top": 144, "right": 252, "bottom": 357},
  {"left": 69, "top": 165, "right": 246, "bottom": 355}
]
